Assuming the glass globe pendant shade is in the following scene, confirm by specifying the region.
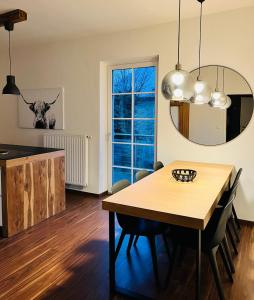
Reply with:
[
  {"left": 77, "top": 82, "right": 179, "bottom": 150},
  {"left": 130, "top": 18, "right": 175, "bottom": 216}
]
[
  {"left": 161, "top": 64, "right": 194, "bottom": 101},
  {"left": 208, "top": 90, "right": 227, "bottom": 108},
  {"left": 219, "top": 96, "right": 231, "bottom": 110},
  {"left": 191, "top": 79, "right": 211, "bottom": 104}
]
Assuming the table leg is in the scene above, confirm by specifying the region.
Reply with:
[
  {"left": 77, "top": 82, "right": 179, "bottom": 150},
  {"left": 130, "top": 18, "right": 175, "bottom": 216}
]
[
  {"left": 109, "top": 211, "right": 115, "bottom": 296},
  {"left": 196, "top": 229, "right": 201, "bottom": 300}
]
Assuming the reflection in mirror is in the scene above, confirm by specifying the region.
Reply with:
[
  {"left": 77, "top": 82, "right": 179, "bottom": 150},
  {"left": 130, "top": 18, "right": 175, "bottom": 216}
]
[{"left": 170, "top": 65, "right": 254, "bottom": 145}]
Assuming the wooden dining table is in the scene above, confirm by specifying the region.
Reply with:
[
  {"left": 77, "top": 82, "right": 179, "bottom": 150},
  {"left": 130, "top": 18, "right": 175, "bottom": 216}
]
[{"left": 102, "top": 160, "right": 234, "bottom": 300}]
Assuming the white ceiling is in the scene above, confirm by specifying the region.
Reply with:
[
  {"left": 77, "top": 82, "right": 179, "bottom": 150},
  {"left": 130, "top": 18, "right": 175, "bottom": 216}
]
[{"left": 0, "top": 0, "right": 254, "bottom": 44}]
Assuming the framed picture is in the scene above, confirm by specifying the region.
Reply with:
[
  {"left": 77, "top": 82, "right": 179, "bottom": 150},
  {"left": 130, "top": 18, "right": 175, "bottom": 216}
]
[{"left": 18, "top": 87, "right": 64, "bottom": 130}]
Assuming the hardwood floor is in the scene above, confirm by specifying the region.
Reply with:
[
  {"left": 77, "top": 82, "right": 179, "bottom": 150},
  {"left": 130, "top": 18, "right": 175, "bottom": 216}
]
[{"left": 0, "top": 191, "right": 253, "bottom": 300}]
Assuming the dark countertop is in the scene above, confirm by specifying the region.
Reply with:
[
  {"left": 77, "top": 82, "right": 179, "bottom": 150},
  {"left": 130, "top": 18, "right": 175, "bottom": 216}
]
[{"left": 0, "top": 144, "right": 63, "bottom": 160}]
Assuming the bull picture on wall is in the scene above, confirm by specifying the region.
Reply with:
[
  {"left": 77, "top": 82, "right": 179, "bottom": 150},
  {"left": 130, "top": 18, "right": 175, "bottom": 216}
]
[{"left": 18, "top": 88, "right": 64, "bottom": 130}]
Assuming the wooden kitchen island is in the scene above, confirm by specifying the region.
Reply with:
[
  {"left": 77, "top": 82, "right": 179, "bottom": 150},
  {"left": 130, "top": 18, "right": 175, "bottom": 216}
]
[{"left": 0, "top": 144, "right": 65, "bottom": 237}]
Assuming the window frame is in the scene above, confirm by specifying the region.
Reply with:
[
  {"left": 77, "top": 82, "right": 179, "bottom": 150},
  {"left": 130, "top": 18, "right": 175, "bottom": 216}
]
[{"left": 107, "top": 60, "right": 158, "bottom": 190}]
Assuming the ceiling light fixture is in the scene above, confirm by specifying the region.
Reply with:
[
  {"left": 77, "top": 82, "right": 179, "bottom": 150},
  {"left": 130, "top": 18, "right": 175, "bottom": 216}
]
[
  {"left": 0, "top": 10, "right": 27, "bottom": 95},
  {"left": 219, "top": 68, "right": 231, "bottom": 109},
  {"left": 191, "top": 0, "right": 211, "bottom": 105},
  {"left": 2, "top": 22, "right": 20, "bottom": 95},
  {"left": 161, "top": 0, "right": 194, "bottom": 101},
  {"left": 209, "top": 66, "right": 227, "bottom": 108}
]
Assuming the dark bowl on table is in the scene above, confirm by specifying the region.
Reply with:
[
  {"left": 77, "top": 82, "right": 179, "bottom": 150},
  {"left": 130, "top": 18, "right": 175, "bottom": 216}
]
[{"left": 172, "top": 169, "right": 197, "bottom": 182}]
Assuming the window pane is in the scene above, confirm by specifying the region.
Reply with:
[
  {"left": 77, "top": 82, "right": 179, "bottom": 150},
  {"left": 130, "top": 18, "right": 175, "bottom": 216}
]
[
  {"left": 134, "top": 94, "right": 155, "bottom": 118},
  {"left": 134, "top": 66, "right": 156, "bottom": 92},
  {"left": 113, "top": 167, "right": 131, "bottom": 185},
  {"left": 113, "top": 120, "right": 131, "bottom": 142},
  {"left": 113, "top": 95, "right": 132, "bottom": 118},
  {"left": 113, "top": 143, "right": 131, "bottom": 167},
  {"left": 134, "top": 120, "right": 155, "bottom": 144},
  {"left": 134, "top": 145, "right": 154, "bottom": 169},
  {"left": 112, "top": 69, "right": 132, "bottom": 93}
]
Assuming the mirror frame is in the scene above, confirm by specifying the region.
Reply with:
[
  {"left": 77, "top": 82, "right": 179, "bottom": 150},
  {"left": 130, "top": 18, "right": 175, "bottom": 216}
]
[{"left": 169, "top": 65, "right": 254, "bottom": 145}]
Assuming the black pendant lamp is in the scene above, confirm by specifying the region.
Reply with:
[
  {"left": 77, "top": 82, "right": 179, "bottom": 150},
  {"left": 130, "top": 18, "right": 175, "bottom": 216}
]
[{"left": 2, "top": 22, "right": 20, "bottom": 95}]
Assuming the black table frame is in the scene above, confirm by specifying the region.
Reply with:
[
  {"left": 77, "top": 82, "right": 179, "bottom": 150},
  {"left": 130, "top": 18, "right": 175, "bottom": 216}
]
[{"left": 108, "top": 211, "right": 202, "bottom": 300}]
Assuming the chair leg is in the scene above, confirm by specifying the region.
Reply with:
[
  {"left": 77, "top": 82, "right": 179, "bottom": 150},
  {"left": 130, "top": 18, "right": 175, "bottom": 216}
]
[
  {"left": 134, "top": 234, "right": 140, "bottom": 246},
  {"left": 147, "top": 235, "right": 160, "bottom": 287},
  {"left": 208, "top": 248, "right": 226, "bottom": 300},
  {"left": 115, "top": 230, "right": 126, "bottom": 261},
  {"left": 219, "top": 243, "right": 233, "bottom": 283},
  {"left": 223, "top": 236, "right": 235, "bottom": 273},
  {"left": 162, "top": 233, "right": 171, "bottom": 260},
  {"left": 164, "top": 242, "right": 180, "bottom": 289},
  {"left": 227, "top": 225, "right": 238, "bottom": 255},
  {"left": 230, "top": 216, "right": 240, "bottom": 243},
  {"left": 127, "top": 234, "right": 135, "bottom": 255},
  {"left": 178, "top": 246, "right": 187, "bottom": 266},
  {"left": 232, "top": 205, "right": 241, "bottom": 230}
]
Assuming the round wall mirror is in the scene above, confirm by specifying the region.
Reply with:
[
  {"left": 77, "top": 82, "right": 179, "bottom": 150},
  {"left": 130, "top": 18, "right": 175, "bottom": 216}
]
[{"left": 170, "top": 65, "right": 254, "bottom": 145}]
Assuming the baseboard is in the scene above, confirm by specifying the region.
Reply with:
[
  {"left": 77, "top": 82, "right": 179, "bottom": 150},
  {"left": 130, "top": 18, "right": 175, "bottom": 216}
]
[
  {"left": 98, "top": 191, "right": 109, "bottom": 198},
  {"left": 239, "top": 219, "right": 254, "bottom": 226},
  {"left": 65, "top": 189, "right": 108, "bottom": 198}
]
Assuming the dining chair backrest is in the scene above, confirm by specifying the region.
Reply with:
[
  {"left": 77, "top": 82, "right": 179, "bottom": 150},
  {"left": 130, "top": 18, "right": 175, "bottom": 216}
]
[
  {"left": 112, "top": 179, "right": 130, "bottom": 194},
  {"left": 230, "top": 168, "right": 242, "bottom": 199},
  {"left": 153, "top": 161, "right": 164, "bottom": 171},
  {"left": 209, "top": 191, "right": 235, "bottom": 248},
  {"left": 136, "top": 170, "right": 150, "bottom": 182},
  {"left": 111, "top": 179, "right": 141, "bottom": 232}
]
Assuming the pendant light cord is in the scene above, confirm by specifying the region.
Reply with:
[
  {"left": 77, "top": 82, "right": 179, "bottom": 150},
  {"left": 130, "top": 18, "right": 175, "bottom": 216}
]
[
  {"left": 216, "top": 66, "right": 219, "bottom": 90},
  {"left": 222, "top": 67, "right": 225, "bottom": 92},
  {"left": 197, "top": 2, "right": 203, "bottom": 80},
  {"left": 8, "top": 30, "right": 12, "bottom": 75},
  {"left": 177, "top": 0, "right": 181, "bottom": 66}
]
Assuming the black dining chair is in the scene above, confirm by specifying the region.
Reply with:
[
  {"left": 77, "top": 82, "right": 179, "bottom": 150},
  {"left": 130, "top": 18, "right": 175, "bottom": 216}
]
[
  {"left": 153, "top": 161, "right": 164, "bottom": 171},
  {"left": 168, "top": 192, "right": 236, "bottom": 300},
  {"left": 135, "top": 169, "right": 150, "bottom": 181},
  {"left": 133, "top": 170, "right": 150, "bottom": 247},
  {"left": 218, "top": 168, "right": 242, "bottom": 256},
  {"left": 112, "top": 179, "right": 170, "bottom": 285}
]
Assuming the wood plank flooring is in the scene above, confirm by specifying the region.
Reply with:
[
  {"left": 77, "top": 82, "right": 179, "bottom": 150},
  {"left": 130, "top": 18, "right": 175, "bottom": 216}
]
[{"left": 0, "top": 190, "right": 253, "bottom": 300}]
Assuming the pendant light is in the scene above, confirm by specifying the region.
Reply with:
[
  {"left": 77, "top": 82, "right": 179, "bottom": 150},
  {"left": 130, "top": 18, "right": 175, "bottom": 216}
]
[
  {"left": 2, "top": 22, "right": 20, "bottom": 95},
  {"left": 191, "top": 0, "right": 211, "bottom": 105},
  {"left": 219, "top": 68, "right": 231, "bottom": 109},
  {"left": 161, "top": 0, "right": 194, "bottom": 101},
  {"left": 209, "top": 66, "right": 227, "bottom": 108}
]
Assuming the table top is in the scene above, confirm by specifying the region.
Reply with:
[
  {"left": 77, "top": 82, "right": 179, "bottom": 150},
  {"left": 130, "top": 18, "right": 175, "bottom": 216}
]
[
  {"left": 0, "top": 144, "right": 62, "bottom": 161},
  {"left": 102, "top": 160, "right": 234, "bottom": 230}
]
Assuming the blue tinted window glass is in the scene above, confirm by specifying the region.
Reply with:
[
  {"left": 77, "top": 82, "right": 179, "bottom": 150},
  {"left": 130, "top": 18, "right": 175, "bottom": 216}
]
[
  {"left": 134, "top": 66, "right": 156, "bottom": 92},
  {"left": 113, "top": 120, "right": 131, "bottom": 142},
  {"left": 134, "top": 120, "right": 155, "bottom": 144},
  {"left": 112, "top": 69, "right": 132, "bottom": 93},
  {"left": 112, "top": 167, "right": 131, "bottom": 185},
  {"left": 113, "top": 95, "right": 132, "bottom": 118},
  {"left": 134, "top": 94, "right": 155, "bottom": 118},
  {"left": 134, "top": 145, "right": 154, "bottom": 169},
  {"left": 113, "top": 143, "right": 131, "bottom": 167}
]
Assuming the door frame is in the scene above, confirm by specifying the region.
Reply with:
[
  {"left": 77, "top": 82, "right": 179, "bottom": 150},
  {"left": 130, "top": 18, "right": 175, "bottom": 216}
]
[{"left": 107, "top": 61, "right": 158, "bottom": 191}]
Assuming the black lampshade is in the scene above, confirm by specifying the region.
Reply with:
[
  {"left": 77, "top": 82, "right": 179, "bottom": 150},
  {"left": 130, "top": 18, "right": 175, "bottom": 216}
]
[{"left": 2, "top": 75, "right": 20, "bottom": 95}]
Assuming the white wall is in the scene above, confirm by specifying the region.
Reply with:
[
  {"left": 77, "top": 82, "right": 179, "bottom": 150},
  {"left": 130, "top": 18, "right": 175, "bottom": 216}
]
[
  {"left": 189, "top": 105, "right": 227, "bottom": 145},
  {"left": 0, "top": 7, "right": 253, "bottom": 220}
]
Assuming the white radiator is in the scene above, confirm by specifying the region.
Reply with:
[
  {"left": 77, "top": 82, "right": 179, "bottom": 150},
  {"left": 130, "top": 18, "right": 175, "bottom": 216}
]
[{"left": 43, "top": 134, "right": 91, "bottom": 188}]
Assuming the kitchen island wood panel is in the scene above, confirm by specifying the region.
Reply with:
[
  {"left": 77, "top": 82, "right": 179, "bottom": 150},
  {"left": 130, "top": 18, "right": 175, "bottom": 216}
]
[{"left": 0, "top": 147, "right": 65, "bottom": 237}]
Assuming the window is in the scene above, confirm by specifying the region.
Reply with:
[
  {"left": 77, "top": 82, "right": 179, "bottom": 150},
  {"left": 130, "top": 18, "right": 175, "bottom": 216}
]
[{"left": 110, "top": 63, "right": 157, "bottom": 185}]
